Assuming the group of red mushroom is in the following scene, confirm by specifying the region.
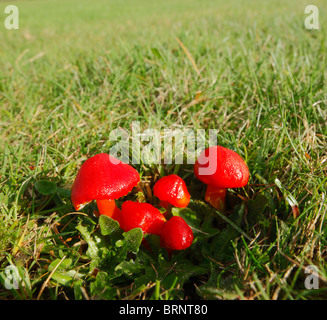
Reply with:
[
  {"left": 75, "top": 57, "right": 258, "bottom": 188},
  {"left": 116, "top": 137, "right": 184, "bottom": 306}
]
[{"left": 71, "top": 146, "right": 249, "bottom": 252}]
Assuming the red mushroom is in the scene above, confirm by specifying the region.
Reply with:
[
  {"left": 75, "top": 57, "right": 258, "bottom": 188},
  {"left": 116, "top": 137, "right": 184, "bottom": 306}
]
[
  {"left": 71, "top": 153, "right": 140, "bottom": 227},
  {"left": 160, "top": 216, "right": 194, "bottom": 251},
  {"left": 121, "top": 201, "right": 166, "bottom": 235},
  {"left": 153, "top": 174, "right": 190, "bottom": 209},
  {"left": 194, "top": 146, "right": 249, "bottom": 211}
]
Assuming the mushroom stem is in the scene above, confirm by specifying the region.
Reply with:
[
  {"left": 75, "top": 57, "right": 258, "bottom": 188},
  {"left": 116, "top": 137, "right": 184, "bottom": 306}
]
[
  {"left": 204, "top": 185, "right": 226, "bottom": 212},
  {"left": 96, "top": 199, "right": 123, "bottom": 227}
]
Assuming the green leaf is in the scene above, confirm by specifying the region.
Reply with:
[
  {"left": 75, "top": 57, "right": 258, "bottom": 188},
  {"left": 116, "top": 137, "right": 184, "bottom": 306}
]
[
  {"left": 99, "top": 215, "right": 120, "bottom": 236},
  {"left": 34, "top": 180, "right": 57, "bottom": 195},
  {"left": 50, "top": 271, "right": 73, "bottom": 286},
  {"left": 76, "top": 224, "right": 99, "bottom": 259},
  {"left": 48, "top": 258, "right": 72, "bottom": 271},
  {"left": 115, "top": 259, "right": 143, "bottom": 277},
  {"left": 124, "top": 228, "right": 143, "bottom": 253},
  {"left": 90, "top": 271, "right": 117, "bottom": 300},
  {"left": 56, "top": 187, "right": 71, "bottom": 197},
  {"left": 117, "top": 228, "right": 143, "bottom": 254},
  {"left": 134, "top": 268, "right": 157, "bottom": 288},
  {"left": 48, "top": 258, "right": 84, "bottom": 287},
  {"left": 73, "top": 280, "right": 84, "bottom": 300}
]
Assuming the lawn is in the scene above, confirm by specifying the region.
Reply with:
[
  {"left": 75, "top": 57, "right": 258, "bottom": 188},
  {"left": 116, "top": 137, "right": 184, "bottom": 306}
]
[{"left": 0, "top": 0, "right": 326, "bottom": 300}]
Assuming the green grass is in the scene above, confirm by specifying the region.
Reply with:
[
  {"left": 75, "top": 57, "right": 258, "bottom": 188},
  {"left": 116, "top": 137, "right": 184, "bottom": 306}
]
[{"left": 0, "top": 0, "right": 326, "bottom": 300}]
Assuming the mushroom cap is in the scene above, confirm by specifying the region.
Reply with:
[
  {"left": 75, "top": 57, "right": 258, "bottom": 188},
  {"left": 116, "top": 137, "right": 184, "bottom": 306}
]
[
  {"left": 194, "top": 146, "right": 249, "bottom": 188},
  {"left": 121, "top": 201, "right": 166, "bottom": 235},
  {"left": 153, "top": 174, "right": 190, "bottom": 208},
  {"left": 71, "top": 153, "right": 140, "bottom": 211},
  {"left": 160, "top": 216, "right": 194, "bottom": 250}
]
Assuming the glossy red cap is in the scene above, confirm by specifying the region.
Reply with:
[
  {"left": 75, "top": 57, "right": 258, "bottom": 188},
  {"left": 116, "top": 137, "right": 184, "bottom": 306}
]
[
  {"left": 153, "top": 174, "right": 190, "bottom": 208},
  {"left": 71, "top": 153, "right": 140, "bottom": 211},
  {"left": 194, "top": 146, "right": 249, "bottom": 188},
  {"left": 160, "top": 216, "right": 194, "bottom": 251},
  {"left": 121, "top": 201, "right": 166, "bottom": 235}
]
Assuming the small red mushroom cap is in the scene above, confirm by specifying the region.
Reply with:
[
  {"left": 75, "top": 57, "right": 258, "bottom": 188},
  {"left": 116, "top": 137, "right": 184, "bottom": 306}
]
[
  {"left": 153, "top": 174, "right": 190, "bottom": 208},
  {"left": 160, "top": 216, "right": 194, "bottom": 251},
  {"left": 194, "top": 146, "right": 249, "bottom": 189},
  {"left": 71, "top": 153, "right": 140, "bottom": 211},
  {"left": 121, "top": 201, "right": 166, "bottom": 235}
]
